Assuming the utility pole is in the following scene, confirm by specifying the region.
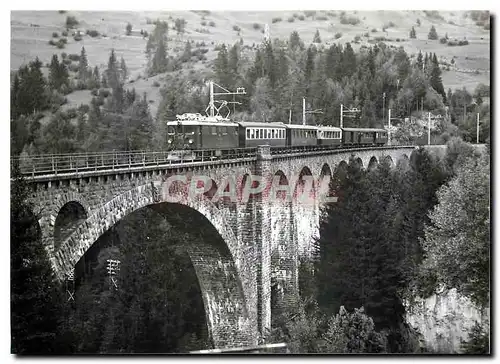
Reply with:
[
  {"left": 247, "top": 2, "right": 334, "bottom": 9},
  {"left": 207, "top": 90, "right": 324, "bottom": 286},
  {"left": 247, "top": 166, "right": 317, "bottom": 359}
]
[
  {"left": 302, "top": 97, "right": 306, "bottom": 126},
  {"left": 206, "top": 81, "right": 246, "bottom": 119},
  {"left": 209, "top": 81, "right": 215, "bottom": 117},
  {"left": 477, "top": 112, "right": 480, "bottom": 144},
  {"left": 428, "top": 112, "right": 431, "bottom": 145},
  {"left": 388, "top": 109, "right": 392, "bottom": 146},
  {"left": 340, "top": 104, "right": 343, "bottom": 128},
  {"left": 382, "top": 92, "right": 386, "bottom": 122},
  {"left": 303, "top": 97, "right": 322, "bottom": 125}
]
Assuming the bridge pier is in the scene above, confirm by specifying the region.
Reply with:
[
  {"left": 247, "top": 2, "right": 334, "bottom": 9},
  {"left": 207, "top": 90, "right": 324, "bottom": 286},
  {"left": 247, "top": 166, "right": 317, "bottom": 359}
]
[{"left": 254, "top": 145, "right": 273, "bottom": 338}]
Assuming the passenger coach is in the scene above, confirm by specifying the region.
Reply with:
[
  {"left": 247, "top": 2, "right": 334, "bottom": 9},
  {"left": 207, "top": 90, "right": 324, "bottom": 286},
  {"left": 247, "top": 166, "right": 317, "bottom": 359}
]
[{"left": 238, "top": 121, "right": 287, "bottom": 148}]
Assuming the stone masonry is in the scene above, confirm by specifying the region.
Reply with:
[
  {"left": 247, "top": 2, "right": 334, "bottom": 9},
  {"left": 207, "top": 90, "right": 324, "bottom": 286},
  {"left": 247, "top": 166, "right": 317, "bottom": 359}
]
[{"left": 25, "top": 146, "right": 415, "bottom": 348}]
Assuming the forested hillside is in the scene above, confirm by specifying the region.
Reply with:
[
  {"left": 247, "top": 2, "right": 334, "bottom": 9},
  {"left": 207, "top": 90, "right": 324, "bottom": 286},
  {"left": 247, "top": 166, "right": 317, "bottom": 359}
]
[{"left": 11, "top": 11, "right": 490, "bottom": 157}]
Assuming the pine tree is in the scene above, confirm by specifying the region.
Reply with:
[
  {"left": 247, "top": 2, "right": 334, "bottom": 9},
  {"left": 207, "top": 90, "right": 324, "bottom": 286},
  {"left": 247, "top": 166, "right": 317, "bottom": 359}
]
[
  {"left": 126, "top": 22, "right": 132, "bottom": 35},
  {"left": 11, "top": 73, "right": 20, "bottom": 120},
  {"left": 214, "top": 44, "right": 231, "bottom": 87},
  {"left": 120, "top": 57, "right": 128, "bottom": 83},
  {"left": 313, "top": 29, "right": 322, "bottom": 43},
  {"left": 416, "top": 51, "right": 423, "bottom": 70},
  {"left": 27, "top": 57, "right": 47, "bottom": 113},
  {"left": 409, "top": 26, "right": 416, "bottom": 39},
  {"left": 106, "top": 49, "right": 120, "bottom": 90},
  {"left": 11, "top": 162, "right": 64, "bottom": 353},
  {"left": 78, "top": 46, "right": 89, "bottom": 82},
  {"left": 228, "top": 43, "right": 240, "bottom": 87},
  {"left": 150, "top": 37, "right": 168, "bottom": 76},
  {"left": 289, "top": 31, "right": 304, "bottom": 52},
  {"left": 93, "top": 66, "right": 101, "bottom": 88},
  {"left": 428, "top": 25, "right": 438, "bottom": 40},
  {"left": 342, "top": 43, "right": 357, "bottom": 78},
  {"left": 49, "top": 54, "right": 61, "bottom": 90},
  {"left": 430, "top": 53, "right": 446, "bottom": 102}
]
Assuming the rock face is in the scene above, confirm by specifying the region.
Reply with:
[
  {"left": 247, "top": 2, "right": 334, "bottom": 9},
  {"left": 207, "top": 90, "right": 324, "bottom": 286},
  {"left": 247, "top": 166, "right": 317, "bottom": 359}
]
[{"left": 405, "top": 289, "right": 488, "bottom": 353}]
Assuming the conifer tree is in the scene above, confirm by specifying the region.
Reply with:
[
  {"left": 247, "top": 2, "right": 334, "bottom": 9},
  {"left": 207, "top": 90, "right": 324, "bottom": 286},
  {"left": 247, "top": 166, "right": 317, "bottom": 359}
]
[
  {"left": 78, "top": 46, "right": 89, "bottom": 82},
  {"left": 106, "top": 49, "right": 120, "bottom": 90},
  {"left": 430, "top": 53, "right": 446, "bottom": 102},
  {"left": 214, "top": 44, "right": 231, "bottom": 87},
  {"left": 313, "top": 29, "right": 322, "bottom": 43},
  {"left": 120, "top": 57, "right": 128, "bottom": 83},
  {"left": 409, "top": 26, "right": 416, "bottom": 39},
  {"left": 11, "top": 162, "right": 64, "bottom": 353},
  {"left": 428, "top": 25, "right": 438, "bottom": 40}
]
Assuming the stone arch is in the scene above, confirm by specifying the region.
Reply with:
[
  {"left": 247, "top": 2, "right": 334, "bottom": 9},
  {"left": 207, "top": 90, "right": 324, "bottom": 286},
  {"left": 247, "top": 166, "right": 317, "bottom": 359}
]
[
  {"left": 381, "top": 155, "right": 395, "bottom": 168},
  {"left": 54, "top": 201, "right": 88, "bottom": 251},
  {"left": 150, "top": 203, "right": 253, "bottom": 348},
  {"left": 354, "top": 157, "right": 364, "bottom": 169},
  {"left": 293, "top": 166, "right": 315, "bottom": 204},
  {"left": 397, "top": 153, "right": 410, "bottom": 169},
  {"left": 368, "top": 156, "right": 379, "bottom": 171},
  {"left": 53, "top": 181, "right": 254, "bottom": 348},
  {"left": 39, "top": 191, "right": 91, "bottom": 254}
]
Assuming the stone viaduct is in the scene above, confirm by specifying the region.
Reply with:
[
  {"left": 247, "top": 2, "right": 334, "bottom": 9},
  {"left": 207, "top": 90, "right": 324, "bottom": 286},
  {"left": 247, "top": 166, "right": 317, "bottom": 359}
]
[{"left": 19, "top": 145, "right": 416, "bottom": 349}]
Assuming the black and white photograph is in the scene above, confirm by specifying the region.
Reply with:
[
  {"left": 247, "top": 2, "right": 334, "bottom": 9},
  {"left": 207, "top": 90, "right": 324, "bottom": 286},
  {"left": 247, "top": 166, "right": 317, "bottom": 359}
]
[{"left": 8, "top": 7, "right": 491, "bottom": 355}]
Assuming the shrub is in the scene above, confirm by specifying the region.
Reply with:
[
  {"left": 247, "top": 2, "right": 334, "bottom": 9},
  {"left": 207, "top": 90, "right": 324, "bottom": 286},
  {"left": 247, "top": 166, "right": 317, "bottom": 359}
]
[
  {"left": 304, "top": 10, "right": 316, "bottom": 17},
  {"left": 340, "top": 15, "right": 360, "bottom": 25},
  {"left": 272, "top": 17, "right": 282, "bottom": 24},
  {"left": 334, "top": 32, "right": 342, "bottom": 39},
  {"left": 293, "top": 13, "right": 299, "bottom": 18},
  {"left": 287, "top": 17, "right": 295, "bottom": 23},
  {"left": 66, "top": 108, "right": 77, "bottom": 119},
  {"left": 384, "top": 21, "right": 396, "bottom": 28},
  {"left": 458, "top": 39, "right": 469, "bottom": 46},
  {"left": 68, "top": 53, "right": 80, "bottom": 61},
  {"left": 208, "top": 21, "right": 216, "bottom": 27},
  {"left": 68, "top": 64, "right": 79, "bottom": 72},
  {"left": 74, "top": 34, "right": 82, "bottom": 41},
  {"left": 56, "top": 40, "right": 65, "bottom": 49},
  {"left": 201, "top": 20, "right": 207, "bottom": 26},
  {"left": 233, "top": 25, "right": 241, "bottom": 32},
  {"left": 371, "top": 28, "right": 377, "bottom": 32},
  {"left": 440, "top": 37, "right": 447, "bottom": 44},
  {"left": 126, "top": 23, "right": 132, "bottom": 35},
  {"left": 66, "top": 15, "right": 78, "bottom": 28},
  {"left": 62, "top": 30, "right": 68, "bottom": 36},
  {"left": 78, "top": 104, "right": 90, "bottom": 113},
  {"left": 86, "top": 29, "right": 99, "bottom": 37},
  {"left": 48, "top": 39, "right": 56, "bottom": 46},
  {"left": 99, "top": 89, "right": 110, "bottom": 98},
  {"left": 316, "top": 15, "right": 328, "bottom": 21},
  {"left": 364, "top": 32, "right": 370, "bottom": 37},
  {"left": 354, "top": 35, "right": 361, "bottom": 42},
  {"left": 58, "top": 10, "right": 66, "bottom": 14},
  {"left": 52, "top": 32, "right": 59, "bottom": 38},
  {"left": 153, "top": 81, "right": 160, "bottom": 87},
  {"left": 298, "top": 15, "right": 305, "bottom": 21},
  {"left": 90, "top": 88, "right": 98, "bottom": 96},
  {"left": 253, "top": 23, "right": 261, "bottom": 30}
]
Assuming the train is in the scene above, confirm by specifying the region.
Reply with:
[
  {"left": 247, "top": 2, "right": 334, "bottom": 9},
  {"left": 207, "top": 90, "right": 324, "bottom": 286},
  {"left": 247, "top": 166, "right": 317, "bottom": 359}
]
[{"left": 166, "top": 113, "right": 388, "bottom": 160}]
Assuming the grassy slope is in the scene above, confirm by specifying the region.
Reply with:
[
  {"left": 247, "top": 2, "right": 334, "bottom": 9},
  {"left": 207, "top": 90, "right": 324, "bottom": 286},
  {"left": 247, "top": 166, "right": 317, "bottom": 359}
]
[{"left": 11, "top": 10, "right": 490, "bottom": 119}]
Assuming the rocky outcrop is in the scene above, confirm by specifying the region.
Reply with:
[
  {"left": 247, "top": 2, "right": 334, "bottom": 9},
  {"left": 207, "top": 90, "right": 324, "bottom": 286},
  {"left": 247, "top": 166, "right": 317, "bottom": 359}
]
[{"left": 405, "top": 289, "right": 488, "bottom": 353}]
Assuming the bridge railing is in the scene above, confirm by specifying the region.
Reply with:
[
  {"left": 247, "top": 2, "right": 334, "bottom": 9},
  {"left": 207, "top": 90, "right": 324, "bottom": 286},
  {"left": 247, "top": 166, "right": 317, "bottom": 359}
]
[
  {"left": 11, "top": 145, "right": 417, "bottom": 177},
  {"left": 11, "top": 148, "right": 258, "bottom": 176}
]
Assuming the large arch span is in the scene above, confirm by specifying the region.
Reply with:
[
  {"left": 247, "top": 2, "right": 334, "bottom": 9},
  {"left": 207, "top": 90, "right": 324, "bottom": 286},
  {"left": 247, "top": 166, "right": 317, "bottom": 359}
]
[{"left": 50, "top": 179, "right": 255, "bottom": 348}]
